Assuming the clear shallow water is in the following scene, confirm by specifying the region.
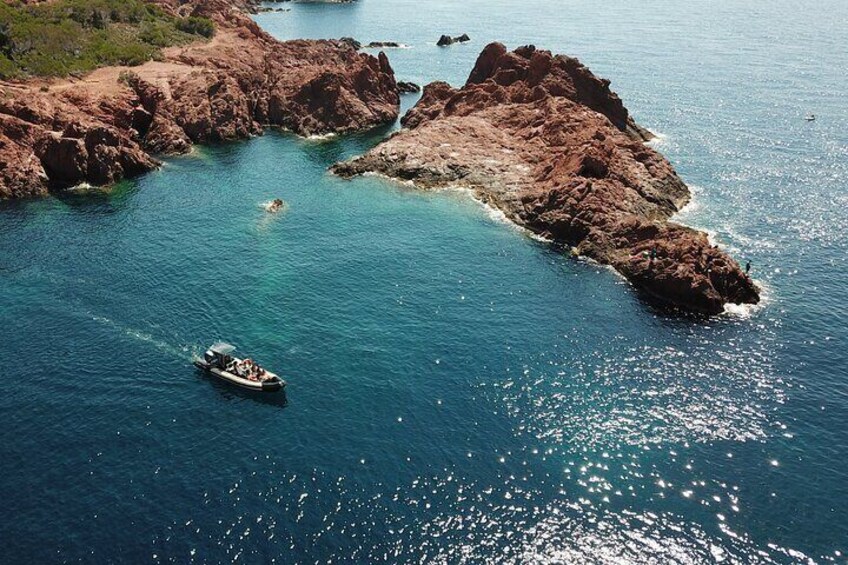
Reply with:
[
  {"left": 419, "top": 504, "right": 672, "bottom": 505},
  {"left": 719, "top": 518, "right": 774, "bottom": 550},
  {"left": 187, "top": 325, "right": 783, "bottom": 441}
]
[{"left": 2, "top": 0, "right": 847, "bottom": 562}]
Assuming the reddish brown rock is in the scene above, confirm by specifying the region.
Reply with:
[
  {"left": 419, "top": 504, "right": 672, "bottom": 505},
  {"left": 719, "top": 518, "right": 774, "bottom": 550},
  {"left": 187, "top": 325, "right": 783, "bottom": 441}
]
[
  {"left": 0, "top": 0, "right": 399, "bottom": 198},
  {"left": 0, "top": 114, "right": 50, "bottom": 198},
  {"left": 333, "top": 43, "right": 759, "bottom": 315},
  {"left": 0, "top": 88, "right": 158, "bottom": 195}
]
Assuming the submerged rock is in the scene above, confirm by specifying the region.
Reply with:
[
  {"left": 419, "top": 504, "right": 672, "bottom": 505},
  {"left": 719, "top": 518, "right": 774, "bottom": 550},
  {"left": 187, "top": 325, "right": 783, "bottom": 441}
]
[{"left": 333, "top": 42, "right": 759, "bottom": 315}]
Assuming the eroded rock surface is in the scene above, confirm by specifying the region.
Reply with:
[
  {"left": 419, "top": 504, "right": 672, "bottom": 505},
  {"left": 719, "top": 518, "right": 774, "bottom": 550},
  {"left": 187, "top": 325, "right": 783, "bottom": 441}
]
[
  {"left": 0, "top": 0, "right": 399, "bottom": 198},
  {"left": 333, "top": 43, "right": 759, "bottom": 314}
]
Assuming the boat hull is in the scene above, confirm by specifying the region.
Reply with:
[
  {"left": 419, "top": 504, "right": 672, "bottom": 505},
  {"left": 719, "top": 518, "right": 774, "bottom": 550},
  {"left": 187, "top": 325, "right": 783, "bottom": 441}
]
[{"left": 194, "top": 360, "right": 285, "bottom": 392}]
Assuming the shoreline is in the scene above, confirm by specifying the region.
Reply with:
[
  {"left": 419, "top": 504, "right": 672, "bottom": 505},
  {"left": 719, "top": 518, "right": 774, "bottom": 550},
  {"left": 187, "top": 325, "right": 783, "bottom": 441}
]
[
  {"left": 333, "top": 43, "right": 760, "bottom": 315},
  {"left": 2, "top": 2, "right": 759, "bottom": 316},
  {"left": 0, "top": 0, "right": 400, "bottom": 199},
  {"left": 361, "top": 167, "right": 766, "bottom": 318}
]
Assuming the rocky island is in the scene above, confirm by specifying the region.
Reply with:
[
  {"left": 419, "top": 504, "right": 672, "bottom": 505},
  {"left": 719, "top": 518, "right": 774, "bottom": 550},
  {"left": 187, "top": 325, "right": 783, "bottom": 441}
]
[
  {"left": 0, "top": 0, "right": 399, "bottom": 198},
  {"left": 333, "top": 43, "right": 760, "bottom": 314}
]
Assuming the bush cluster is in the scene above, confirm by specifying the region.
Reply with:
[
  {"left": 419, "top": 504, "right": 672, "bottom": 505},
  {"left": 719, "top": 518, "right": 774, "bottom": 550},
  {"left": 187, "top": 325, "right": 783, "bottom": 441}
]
[{"left": 0, "top": 0, "right": 215, "bottom": 79}]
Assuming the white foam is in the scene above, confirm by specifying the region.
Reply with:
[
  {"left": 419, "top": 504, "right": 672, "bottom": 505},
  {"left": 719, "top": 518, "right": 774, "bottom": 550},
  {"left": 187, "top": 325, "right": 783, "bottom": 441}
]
[
  {"left": 671, "top": 186, "right": 745, "bottom": 255},
  {"left": 645, "top": 129, "right": 669, "bottom": 148},
  {"left": 674, "top": 185, "right": 704, "bottom": 218},
  {"left": 722, "top": 301, "right": 759, "bottom": 319},
  {"left": 675, "top": 198, "right": 700, "bottom": 217},
  {"left": 722, "top": 279, "right": 771, "bottom": 319},
  {"left": 304, "top": 132, "right": 338, "bottom": 141},
  {"left": 437, "top": 183, "right": 554, "bottom": 243},
  {"left": 67, "top": 182, "right": 95, "bottom": 192},
  {"left": 360, "top": 170, "right": 417, "bottom": 188}
]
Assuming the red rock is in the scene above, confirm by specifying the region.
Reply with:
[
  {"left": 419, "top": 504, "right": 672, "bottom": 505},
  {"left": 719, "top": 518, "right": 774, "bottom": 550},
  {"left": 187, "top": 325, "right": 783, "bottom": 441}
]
[
  {"left": 333, "top": 43, "right": 759, "bottom": 315},
  {"left": 0, "top": 0, "right": 400, "bottom": 198},
  {"left": 0, "top": 114, "right": 50, "bottom": 198},
  {"left": 36, "top": 134, "right": 89, "bottom": 184}
]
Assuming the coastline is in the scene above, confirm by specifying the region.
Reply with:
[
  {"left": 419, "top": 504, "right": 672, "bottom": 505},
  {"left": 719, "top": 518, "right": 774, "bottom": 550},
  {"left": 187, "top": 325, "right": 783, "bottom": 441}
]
[
  {"left": 1, "top": 1, "right": 758, "bottom": 315},
  {"left": 0, "top": 0, "right": 400, "bottom": 199},
  {"left": 333, "top": 43, "right": 760, "bottom": 315}
]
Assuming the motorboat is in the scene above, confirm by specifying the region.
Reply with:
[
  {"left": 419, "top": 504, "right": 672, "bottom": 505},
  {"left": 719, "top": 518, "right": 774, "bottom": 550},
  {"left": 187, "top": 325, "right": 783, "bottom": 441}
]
[
  {"left": 194, "top": 343, "right": 286, "bottom": 392},
  {"left": 805, "top": 114, "right": 816, "bottom": 121}
]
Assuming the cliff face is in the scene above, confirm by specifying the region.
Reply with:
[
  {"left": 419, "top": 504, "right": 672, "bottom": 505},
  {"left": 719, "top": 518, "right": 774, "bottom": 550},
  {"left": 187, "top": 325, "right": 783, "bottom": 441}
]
[
  {"left": 333, "top": 43, "right": 759, "bottom": 315},
  {"left": 0, "top": 0, "right": 399, "bottom": 198}
]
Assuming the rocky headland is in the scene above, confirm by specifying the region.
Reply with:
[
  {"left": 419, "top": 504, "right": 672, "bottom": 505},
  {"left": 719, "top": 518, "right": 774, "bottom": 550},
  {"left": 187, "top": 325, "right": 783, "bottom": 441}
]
[
  {"left": 333, "top": 43, "right": 759, "bottom": 314},
  {"left": 0, "top": 0, "right": 399, "bottom": 198}
]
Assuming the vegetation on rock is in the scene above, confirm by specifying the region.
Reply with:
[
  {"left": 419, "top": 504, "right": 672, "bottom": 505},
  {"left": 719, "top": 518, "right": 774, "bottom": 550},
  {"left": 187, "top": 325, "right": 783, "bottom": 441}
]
[{"left": 0, "top": 0, "right": 214, "bottom": 79}]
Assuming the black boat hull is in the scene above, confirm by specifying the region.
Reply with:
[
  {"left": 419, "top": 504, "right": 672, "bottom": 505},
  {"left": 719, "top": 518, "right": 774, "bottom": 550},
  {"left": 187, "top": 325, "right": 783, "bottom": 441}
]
[{"left": 194, "top": 360, "right": 285, "bottom": 392}]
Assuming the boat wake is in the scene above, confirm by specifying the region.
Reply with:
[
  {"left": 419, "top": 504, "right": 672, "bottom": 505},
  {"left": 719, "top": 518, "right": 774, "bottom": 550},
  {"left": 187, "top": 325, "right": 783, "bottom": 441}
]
[{"left": 90, "top": 314, "right": 194, "bottom": 361}]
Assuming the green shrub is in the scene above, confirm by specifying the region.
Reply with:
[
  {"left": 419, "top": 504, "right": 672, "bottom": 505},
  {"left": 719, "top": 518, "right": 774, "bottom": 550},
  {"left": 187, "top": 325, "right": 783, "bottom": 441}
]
[
  {"left": 0, "top": 53, "right": 17, "bottom": 79},
  {"left": 139, "top": 20, "right": 172, "bottom": 47},
  {"left": 0, "top": 0, "right": 215, "bottom": 78},
  {"left": 175, "top": 16, "right": 214, "bottom": 39}
]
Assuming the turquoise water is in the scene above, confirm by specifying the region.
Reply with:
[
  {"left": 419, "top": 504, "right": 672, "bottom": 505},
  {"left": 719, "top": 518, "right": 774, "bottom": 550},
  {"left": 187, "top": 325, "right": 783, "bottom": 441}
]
[{"left": 2, "top": 0, "right": 847, "bottom": 562}]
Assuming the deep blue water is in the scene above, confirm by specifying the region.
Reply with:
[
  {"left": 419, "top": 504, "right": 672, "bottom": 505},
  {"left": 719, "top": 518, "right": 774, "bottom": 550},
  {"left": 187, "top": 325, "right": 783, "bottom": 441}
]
[{"left": 2, "top": 0, "right": 847, "bottom": 562}]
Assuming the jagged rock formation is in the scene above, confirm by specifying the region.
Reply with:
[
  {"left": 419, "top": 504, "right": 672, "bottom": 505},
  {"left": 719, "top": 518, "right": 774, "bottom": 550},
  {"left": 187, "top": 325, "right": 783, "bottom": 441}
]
[
  {"left": 0, "top": 0, "right": 399, "bottom": 198},
  {"left": 436, "top": 34, "right": 471, "bottom": 47},
  {"left": 333, "top": 43, "right": 759, "bottom": 314},
  {"left": 397, "top": 81, "right": 421, "bottom": 94}
]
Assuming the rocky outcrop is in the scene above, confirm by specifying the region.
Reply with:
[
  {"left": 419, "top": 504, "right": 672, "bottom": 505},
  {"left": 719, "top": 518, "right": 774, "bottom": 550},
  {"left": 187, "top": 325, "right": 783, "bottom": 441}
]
[
  {"left": 333, "top": 43, "right": 759, "bottom": 315},
  {"left": 0, "top": 0, "right": 399, "bottom": 198},
  {"left": 397, "top": 81, "right": 421, "bottom": 94},
  {"left": 0, "top": 89, "right": 158, "bottom": 195},
  {"left": 437, "top": 34, "right": 471, "bottom": 47},
  {"left": 340, "top": 37, "right": 362, "bottom": 50},
  {"left": 365, "top": 41, "right": 402, "bottom": 49}
]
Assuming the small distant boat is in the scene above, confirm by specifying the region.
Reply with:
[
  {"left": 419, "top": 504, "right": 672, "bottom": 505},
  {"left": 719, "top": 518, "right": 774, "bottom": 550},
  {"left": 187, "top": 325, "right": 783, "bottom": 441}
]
[
  {"left": 194, "top": 343, "right": 285, "bottom": 392},
  {"left": 805, "top": 114, "right": 816, "bottom": 121}
]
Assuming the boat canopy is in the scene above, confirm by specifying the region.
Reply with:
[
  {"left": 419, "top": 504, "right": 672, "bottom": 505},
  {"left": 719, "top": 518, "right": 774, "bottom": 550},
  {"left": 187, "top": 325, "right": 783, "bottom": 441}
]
[{"left": 210, "top": 342, "right": 236, "bottom": 355}]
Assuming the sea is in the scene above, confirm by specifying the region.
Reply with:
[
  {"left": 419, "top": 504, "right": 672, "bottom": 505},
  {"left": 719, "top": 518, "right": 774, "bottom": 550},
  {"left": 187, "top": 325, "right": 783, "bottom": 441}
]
[{"left": 1, "top": 0, "right": 846, "bottom": 562}]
